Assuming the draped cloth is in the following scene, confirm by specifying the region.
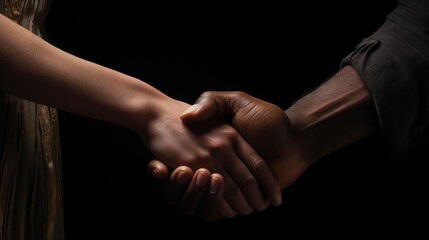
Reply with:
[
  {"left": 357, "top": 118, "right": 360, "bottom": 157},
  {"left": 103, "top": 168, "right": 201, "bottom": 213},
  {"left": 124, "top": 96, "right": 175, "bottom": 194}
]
[{"left": 0, "top": 0, "right": 64, "bottom": 239}]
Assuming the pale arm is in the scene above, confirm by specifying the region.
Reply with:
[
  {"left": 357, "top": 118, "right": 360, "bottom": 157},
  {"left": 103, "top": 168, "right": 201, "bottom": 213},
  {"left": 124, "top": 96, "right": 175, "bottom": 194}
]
[
  {"left": 0, "top": 14, "right": 281, "bottom": 213},
  {"left": 0, "top": 13, "right": 165, "bottom": 133}
]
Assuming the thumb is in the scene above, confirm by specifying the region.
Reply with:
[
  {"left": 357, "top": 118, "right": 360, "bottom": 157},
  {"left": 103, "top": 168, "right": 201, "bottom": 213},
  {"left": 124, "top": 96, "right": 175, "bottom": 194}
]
[
  {"left": 180, "top": 92, "right": 219, "bottom": 123},
  {"left": 180, "top": 103, "right": 207, "bottom": 123},
  {"left": 180, "top": 91, "right": 232, "bottom": 123},
  {"left": 147, "top": 159, "right": 170, "bottom": 182}
]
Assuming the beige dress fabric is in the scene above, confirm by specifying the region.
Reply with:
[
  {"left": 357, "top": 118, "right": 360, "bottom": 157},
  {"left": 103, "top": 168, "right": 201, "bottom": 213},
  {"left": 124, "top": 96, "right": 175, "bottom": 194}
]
[{"left": 0, "top": 0, "right": 64, "bottom": 239}]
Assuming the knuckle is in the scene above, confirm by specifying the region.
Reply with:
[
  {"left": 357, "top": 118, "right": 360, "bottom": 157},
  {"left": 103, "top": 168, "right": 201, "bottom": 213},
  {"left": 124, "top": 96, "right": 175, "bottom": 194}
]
[
  {"left": 223, "top": 127, "right": 237, "bottom": 139},
  {"left": 208, "top": 138, "right": 229, "bottom": 152},
  {"left": 243, "top": 175, "right": 257, "bottom": 189},
  {"left": 183, "top": 151, "right": 212, "bottom": 168},
  {"left": 253, "top": 158, "right": 269, "bottom": 173}
]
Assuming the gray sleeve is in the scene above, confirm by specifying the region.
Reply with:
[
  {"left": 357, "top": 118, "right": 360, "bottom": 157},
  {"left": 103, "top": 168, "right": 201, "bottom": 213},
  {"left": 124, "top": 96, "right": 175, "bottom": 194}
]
[{"left": 340, "top": 0, "right": 429, "bottom": 160}]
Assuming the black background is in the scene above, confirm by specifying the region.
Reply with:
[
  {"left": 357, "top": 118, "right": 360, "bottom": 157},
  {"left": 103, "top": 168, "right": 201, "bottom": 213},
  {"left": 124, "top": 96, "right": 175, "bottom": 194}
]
[{"left": 44, "top": 1, "right": 428, "bottom": 238}]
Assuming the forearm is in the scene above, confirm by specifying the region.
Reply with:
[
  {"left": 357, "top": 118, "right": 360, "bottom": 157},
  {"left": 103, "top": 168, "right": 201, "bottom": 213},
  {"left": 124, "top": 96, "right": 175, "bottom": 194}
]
[
  {"left": 341, "top": 0, "right": 429, "bottom": 160},
  {"left": 0, "top": 14, "right": 169, "bottom": 133},
  {"left": 286, "top": 65, "right": 379, "bottom": 165}
]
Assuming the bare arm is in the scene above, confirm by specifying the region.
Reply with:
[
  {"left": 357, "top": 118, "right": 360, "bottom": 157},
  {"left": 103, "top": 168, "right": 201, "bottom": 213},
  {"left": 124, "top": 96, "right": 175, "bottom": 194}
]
[
  {"left": 283, "top": 65, "right": 379, "bottom": 185},
  {"left": 0, "top": 14, "right": 165, "bottom": 132},
  {"left": 0, "top": 13, "right": 281, "bottom": 214}
]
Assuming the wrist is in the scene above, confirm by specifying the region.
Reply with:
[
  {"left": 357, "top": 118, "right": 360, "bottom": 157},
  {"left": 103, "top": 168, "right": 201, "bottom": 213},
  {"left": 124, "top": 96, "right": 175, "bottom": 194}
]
[
  {"left": 118, "top": 87, "right": 172, "bottom": 136},
  {"left": 126, "top": 93, "right": 191, "bottom": 141}
]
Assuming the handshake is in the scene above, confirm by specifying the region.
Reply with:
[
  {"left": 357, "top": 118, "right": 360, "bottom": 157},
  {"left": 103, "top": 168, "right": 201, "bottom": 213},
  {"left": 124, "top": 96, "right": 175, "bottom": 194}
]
[
  {"left": 144, "top": 66, "right": 377, "bottom": 221},
  {"left": 146, "top": 90, "right": 302, "bottom": 221}
]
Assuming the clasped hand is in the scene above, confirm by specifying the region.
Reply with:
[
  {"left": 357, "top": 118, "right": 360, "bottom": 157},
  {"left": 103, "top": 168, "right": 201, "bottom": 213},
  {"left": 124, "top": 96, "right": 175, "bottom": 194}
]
[
  {"left": 140, "top": 96, "right": 282, "bottom": 219},
  {"left": 147, "top": 91, "right": 307, "bottom": 220}
]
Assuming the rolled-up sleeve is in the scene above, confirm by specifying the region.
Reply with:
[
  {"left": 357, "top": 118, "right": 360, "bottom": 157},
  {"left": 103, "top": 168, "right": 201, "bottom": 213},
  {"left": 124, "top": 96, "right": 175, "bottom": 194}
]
[{"left": 341, "top": 0, "right": 429, "bottom": 160}]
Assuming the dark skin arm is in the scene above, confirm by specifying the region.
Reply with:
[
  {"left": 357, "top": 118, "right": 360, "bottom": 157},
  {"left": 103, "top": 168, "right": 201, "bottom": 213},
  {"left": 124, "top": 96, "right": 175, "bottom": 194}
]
[{"left": 148, "top": 65, "right": 380, "bottom": 219}]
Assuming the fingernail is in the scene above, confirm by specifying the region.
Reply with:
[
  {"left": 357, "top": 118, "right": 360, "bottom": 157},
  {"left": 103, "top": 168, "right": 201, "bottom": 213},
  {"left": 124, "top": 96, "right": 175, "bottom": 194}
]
[
  {"left": 196, "top": 171, "right": 209, "bottom": 187},
  {"left": 182, "top": 104, "right": 200, "bottom": 116},
  {"left": 210, "top": 178, "right": 220, "bottom": 193},
  {"left": 176, "top": 171, "right": 190, "bottom": 186},
  {"left": 151, "top": 168, "right": 161, "bottom": 177},
  {"left": 273, "top": 192, "right": 282, "bottom": 206}
]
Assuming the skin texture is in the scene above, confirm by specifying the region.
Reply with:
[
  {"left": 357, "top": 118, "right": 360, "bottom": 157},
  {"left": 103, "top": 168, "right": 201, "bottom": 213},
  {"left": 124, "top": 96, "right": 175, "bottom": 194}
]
[
  {"left": 148, "top": 65, "right": 380, "bottom": 220},
  {"left": 0, "top": 13, "right": 282, "bottom": 216}
]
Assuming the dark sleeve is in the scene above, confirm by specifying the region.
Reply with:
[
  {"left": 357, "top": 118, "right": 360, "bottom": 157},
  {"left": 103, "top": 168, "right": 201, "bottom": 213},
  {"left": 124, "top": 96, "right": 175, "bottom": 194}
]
[{"left": 340, "top": 0, "right": 429, "bottom": 160}]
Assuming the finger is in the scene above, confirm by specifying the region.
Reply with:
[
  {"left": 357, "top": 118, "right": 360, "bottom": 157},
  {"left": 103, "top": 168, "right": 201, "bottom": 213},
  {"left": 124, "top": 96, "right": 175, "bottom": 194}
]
[
  {"left": 217, "top": 197, "right": 237, "bottom": 219},
  {"left": 220, "top": 170, "right": 254, "bottom": 216},
  {"left": 161, "top": 166, "right": 194, "bottom": 205},
  {"left": 147, "top": 159, "right": 170, "bottom": 182},
  {"left": 215, "top": 136, "right": 269, "bottom": 211},
  {"left": 234, "top": 136, "right": 282, "bottom": 206},
  {"left": 182, "top": 91, "right": 283, "bottom": 206},
  {"left": 177, "top": 169, "right": 211, "bottom": 216},
  {"left": 180, "top": 91, "right": 232, "bottom": 123},
  {"left": 223, "top": 154, "right": 269, "bottom": 212},
  {"left": 196, "top": 173, "right": 224, "bottom": 221}
]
